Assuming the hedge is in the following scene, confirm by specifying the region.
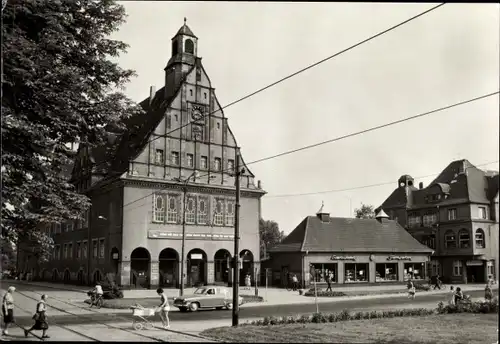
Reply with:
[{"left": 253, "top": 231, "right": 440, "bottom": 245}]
[
  {"left": 303, "top": 290, "right": 347, "bottom": 297},
  {"left": 246, "top": 298, "right": 498, "bottom": 326}
]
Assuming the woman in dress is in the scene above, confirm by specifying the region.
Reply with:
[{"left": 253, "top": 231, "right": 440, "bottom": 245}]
[
  {"left": 2, "top": 286, "right": 16, "bottom": 336},
  {"left": 485, "top": 283, "right": 493, "bottom": 301},
  {"left": 24, "top": 294, "right": 49, "bottom": 339},
  {"left": 156, "top": 288, "right": 170, "bottom": 329},
  {"left": 407, "top": 279, "right": 416, "bottom": 300}
]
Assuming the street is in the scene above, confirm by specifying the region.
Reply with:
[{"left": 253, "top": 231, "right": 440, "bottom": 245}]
[{"left": 1, "top": 283, "right": 494, "bottom": 341}]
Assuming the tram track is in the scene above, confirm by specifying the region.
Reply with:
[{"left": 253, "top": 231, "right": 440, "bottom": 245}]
[
  {"left": 15, "top": 286, "right": 216, "bottom": 342},
  {"left": 6, "top": 291, "right": 98, "bottom": 342}
]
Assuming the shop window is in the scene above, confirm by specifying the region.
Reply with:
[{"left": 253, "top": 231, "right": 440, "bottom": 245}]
[
  {"left": 310, "top": 263, "right": 338, "bottom": 283},
  {"left": 458, "top": 229, "right": 470, "bottom": 248},
  {"left": 344, "top": 263, "right": 368, "bottom": 283},
  {"left": 403, "top": 263, "right": 425, "bottom": 281},
  {"left": 475, "top": 228, "right": 485, "bottom": 248},
  {"left": 444, "top": 231, "right": 457, "bottom": 249},
  {"left": 375, "top": 263, "right": 398, "bottom": 282},
  {"left": 453, "top": 260, "right": 463, "bottom": 276}
]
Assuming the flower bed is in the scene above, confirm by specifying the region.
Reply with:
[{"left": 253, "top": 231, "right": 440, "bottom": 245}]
[{"left": 245, "top": 298, "right": 498, "bottom": 326}]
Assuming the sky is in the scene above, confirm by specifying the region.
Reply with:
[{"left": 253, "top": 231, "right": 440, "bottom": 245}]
[{"left": 111, "top": 2, "right": 500, "bottom": 235}]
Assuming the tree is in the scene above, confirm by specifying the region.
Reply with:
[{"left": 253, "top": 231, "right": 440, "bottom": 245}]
[
  {"left": 1, "top": 0, "right": 143, "bottom": 262},
  {"left": 259, "top": 218, "right": 286, "bottom": 259},
  {"left": 354, "top": 203, "right": 375, "bottom": 219}
]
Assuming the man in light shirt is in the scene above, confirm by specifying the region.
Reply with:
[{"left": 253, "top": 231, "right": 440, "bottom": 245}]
[{"left": 93, "top": 282, "right": 104, "bottom": 297}]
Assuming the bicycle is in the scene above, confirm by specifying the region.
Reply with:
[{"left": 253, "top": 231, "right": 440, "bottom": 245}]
[{"left": 87, "top": 292, "right": 104, "bottom": 309}]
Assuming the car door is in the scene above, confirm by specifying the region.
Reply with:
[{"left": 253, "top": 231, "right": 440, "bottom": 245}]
[
  {"left": 205, "top": 287, "right": 218, "bottom": 307},
  {"left": 213, "top": 288, "right": 225, "bottom": 307}
]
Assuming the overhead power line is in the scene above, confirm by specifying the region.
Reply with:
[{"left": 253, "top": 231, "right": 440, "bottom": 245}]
[
  {"left": 121, "top": 91, "right": 499, "bottom": 209},
  {"left": 82, "top": 3, "right": 446, "bottom": 176},
  {"left": 264, "top": 160, "right": 500, "bottom": 199}
]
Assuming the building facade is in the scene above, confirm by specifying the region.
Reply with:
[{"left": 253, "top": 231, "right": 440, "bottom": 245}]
[
  {"left": 376, "top": 159, "right": 499, "bottom": 284},
  {"left": 265, "top": 206, "right": 433, "bottom": 288},
  {"left": 26, "top": 21, "right": 266, "bottom": 288}
]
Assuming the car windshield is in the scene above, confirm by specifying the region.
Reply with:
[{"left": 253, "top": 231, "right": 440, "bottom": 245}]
[{"left": 194, "top": 288, "right": 208, "bottom": 294}]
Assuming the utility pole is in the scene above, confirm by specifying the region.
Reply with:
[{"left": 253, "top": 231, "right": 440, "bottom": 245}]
[
  {"left": 180, "top": 185, "right": 187, "bottom": 296},
  {"left": 232, "top": 152, "right": 242, "bottom": 327}
]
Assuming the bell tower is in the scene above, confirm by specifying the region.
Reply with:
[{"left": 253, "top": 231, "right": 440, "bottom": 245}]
[{"left": 165, "top": 18, "right": 199, "bottom": 98}]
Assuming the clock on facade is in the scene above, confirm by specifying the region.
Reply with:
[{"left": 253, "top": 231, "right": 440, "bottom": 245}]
[
  {"left": 191, "top": 108, "right": 204, "bottom": 122},
  {"left": 369, "top": 254, "right": 375, "bottom": 262}
]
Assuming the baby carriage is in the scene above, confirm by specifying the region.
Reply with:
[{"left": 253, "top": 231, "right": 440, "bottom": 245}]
[{"left": 130, "top": 304, "right": 156, "bottom": 331}]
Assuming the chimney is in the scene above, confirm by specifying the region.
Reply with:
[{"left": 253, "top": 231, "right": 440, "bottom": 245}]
[
  {"left": 316, "top": 201, "right": 330, "bottom": 223},
  {"left": 375, "top": 209, "right": 390, "bottom": 223},
  {"left": 149, "top": 86, "right": 156, "bottom": 105},
  {"left": 419, "top": 182, "right": 423, "bottom": 190}
]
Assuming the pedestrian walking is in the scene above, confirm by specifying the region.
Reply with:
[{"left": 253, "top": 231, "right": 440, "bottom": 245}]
[
  {"left": 433, "top": 274, "right": 442, "bottom": 290},
  {"left": 2, "top": 286, "right": 16, "bottom": 336},
  {"left": 291, "top": 274, "right": 298, "bottom": 291},
  {"left": 448, "top": 286, "right": 455, "bottom": 305},
  {"left": 155, "top": 288, "right": 170, "bottom": 329},
  {"left": 326, "top": 273, "right": 333, "bottom": 292},
  {"left": 485, "top": 283, "right": 493, "bottom": 301},
  {"left": 24, "top": 294, "right": 49, "bottom": 339},
  {"left": 407, "top": 279, "right": 416, "bottom": 300}
]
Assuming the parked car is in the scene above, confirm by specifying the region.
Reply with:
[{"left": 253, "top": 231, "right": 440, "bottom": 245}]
[{"left": 173, "top": 286, "right": 243, "bottom": 312}]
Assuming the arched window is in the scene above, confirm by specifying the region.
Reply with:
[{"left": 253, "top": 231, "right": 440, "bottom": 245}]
[
  {"left": 458, "top": 229, "right": 470, "bottom": 248},
  {"left": 172, "top": 40, "right": 178, "bottom": 56},
  {"left": 185, "top": 39, "right": 194, "bottom": 54},
  {"left": 444, "top": 230, "right": 457, "bottom": 249},
  {"left": 475, "top": 228, "right": 485, "bottom": 248}
]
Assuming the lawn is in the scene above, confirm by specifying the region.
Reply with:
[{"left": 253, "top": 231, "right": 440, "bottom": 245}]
[
  {"left": 201, "top": 313, "right": 499, "bottom": 344},
  {"left": 84, "top": 294, "right": 264, "bottom": 309}
]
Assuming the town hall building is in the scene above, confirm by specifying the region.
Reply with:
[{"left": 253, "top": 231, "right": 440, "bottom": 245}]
[{"left": 25, "top": 20, "right": 266, "bottom": 289}]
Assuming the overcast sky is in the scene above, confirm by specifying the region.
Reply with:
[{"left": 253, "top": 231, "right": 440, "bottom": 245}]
[{"left": 112, "top": 2, "right": 500, "bottom": 234}]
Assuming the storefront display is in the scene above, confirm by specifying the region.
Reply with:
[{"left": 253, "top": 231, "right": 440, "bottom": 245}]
[
  {"left": 375, "top": 263, "right": 398, "bottom": 282},
  {"left": 403, "top": 262, "right": 426, "bottom": 281},
  {"left": 345, "top": 263, "right": 368, "bottom": 283},
  {"left": 310, "top": 263, "right": 337, "bottom": 283}
]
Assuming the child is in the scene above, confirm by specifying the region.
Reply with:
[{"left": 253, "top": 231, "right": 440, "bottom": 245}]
[
  {"left": 407, "top": 279, "right": 416, "bottom": 300},
  {"left": 448, "top": 286, "right": 455, "bottom": 305}
]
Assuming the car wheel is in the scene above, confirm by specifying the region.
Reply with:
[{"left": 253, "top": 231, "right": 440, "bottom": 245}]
[
  {"left": 225, "top": 302, "right": 233, "bottom": 310},
  {"left": 189, "top": 302, "right": 200, "bottom": 312},
  {"left": 133, "top": 322, "right": 144, "bottom": 331}
]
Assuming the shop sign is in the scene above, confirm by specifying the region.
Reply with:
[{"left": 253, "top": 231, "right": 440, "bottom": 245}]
[
  {"left": 330, "top": 255, "right": 356, "bottom": 261},
  {"left": 387, "top": 255, "right": 412, "bottom": 261},
  {"left": 466, "top": 260, "right": 483, "bottom": 266}
]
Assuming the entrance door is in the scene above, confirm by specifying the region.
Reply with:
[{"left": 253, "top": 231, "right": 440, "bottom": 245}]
[{"left": 190, "top": 266, "right": 200, "bottom": 286}]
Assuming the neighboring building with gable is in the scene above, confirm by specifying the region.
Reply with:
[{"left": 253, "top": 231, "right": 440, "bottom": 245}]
[
  {"left": 265, "top": 203, "right": 433, "bottom": 288},
  {"left": 31, "top": 20, "right": 266, "bottom": 289},
  {"left": 376, "top": 159, "right": 499, "bottom": 283}
]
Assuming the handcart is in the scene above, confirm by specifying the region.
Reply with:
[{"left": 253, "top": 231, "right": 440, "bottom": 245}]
[{"left": 130, "top": 304, "right": 156, "bottom": 331}]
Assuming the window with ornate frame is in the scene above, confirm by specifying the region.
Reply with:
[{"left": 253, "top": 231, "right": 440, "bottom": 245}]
[
  {"left": 444, "top": 231, "right": 457, "bottom": 249},
  {"left": 458, "top": 229, "right": 470, "bottom": 248},
  {"left": 185, "top": 196, "right": 196, "bottom": 224},
  {"left": 153, "top": 193, "right": 165, "bottom": 223},
  {"left": 197, "top": 196, "right": 208, "bottom": 224},
  {"left": 167, "top": 195, "right": 179, "bottom": 223},
  {"left": 214, "top": 198, "right": 224, "bottom": 226},
  {"left": 408, "top": 215, "right": 421, "bottom": 228},
  {"left": 423, "top": 213, "right": 437, "bottom": 227},
  {"left": 225, "top": 200, "right": 235, "bottom": 227},
  {"left": 475, "top": 228, "right": 485, "bottom": 248}
]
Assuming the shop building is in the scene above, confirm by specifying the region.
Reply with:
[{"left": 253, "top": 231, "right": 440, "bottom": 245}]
[
  {"left": 22, "top": 20, "right": 265, "bottom": 288},
  {"left": 376, "top": 159, "right": 499, "bottom": 283},
  {"left": 266, "top": 205, "right": 433, "bottom": 287}
]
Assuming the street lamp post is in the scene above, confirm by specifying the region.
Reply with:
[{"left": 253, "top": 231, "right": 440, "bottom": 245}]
[{"left": 175, "top": 171, "right": 215, "bottom": 297}]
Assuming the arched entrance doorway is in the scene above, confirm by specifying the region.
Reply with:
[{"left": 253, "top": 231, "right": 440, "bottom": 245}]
[
  {"left": 187, "top": 249, "right": 207, "bottom": 287},
  {"left": 52, "top": 269, "right": 59, "bottom": 282},
  {"left": 159, "top": 248, "right": 179, "bottom": 288},
  {"left": 214, "top": 249, "right": 231, "bottom": 285},
  {"left": 77, "top": 269, "right": 85, "bottom": 285},
  {"left": 240, "top": 250, "right": 254, "bottom": 286},
  {"left": 63, "top": 269, "right": 71, "bottom": 283},
  {"left": 131, "top": 247, "right": 151, "bottom": 289},
  {"left": 93, "top": 270, "right": 102, "bottom": 284}
]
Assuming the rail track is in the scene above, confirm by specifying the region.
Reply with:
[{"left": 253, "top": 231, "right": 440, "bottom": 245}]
[{"left": 10, "top": 285, "right": 215, "bottom": 342}]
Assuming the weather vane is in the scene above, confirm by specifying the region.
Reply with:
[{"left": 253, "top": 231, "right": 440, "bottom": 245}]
[{"left": 184, "top": 17, "right": 187, "bottom": 25}]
